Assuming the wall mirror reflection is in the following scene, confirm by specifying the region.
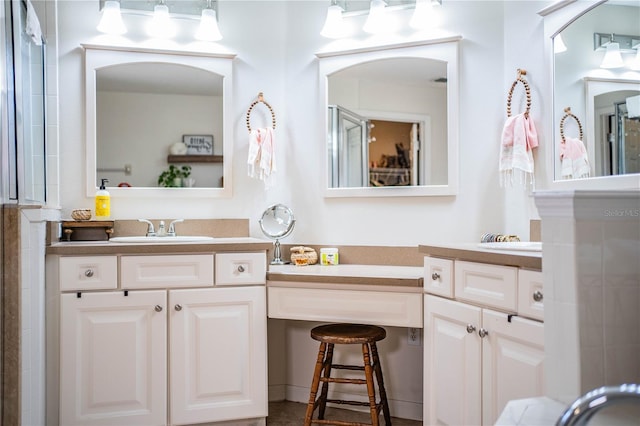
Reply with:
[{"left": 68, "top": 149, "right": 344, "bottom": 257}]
[
  {"left": 551, "top": 0, "right": 640, "bottom": 182},
  {"left": 84, "top": 45, "right": 234, "bottom": 198},
  {"left": 319, "top": 38, "right": 460, "bottom": 197}
]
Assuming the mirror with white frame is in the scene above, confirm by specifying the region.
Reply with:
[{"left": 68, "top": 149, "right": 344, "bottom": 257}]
[
  {"left": 84, "top": 44, "right": 235, "bottom": 198},
  {"left": 318, "top": 37, "right": 461, "bottom": 197},
  {"left": 541, "top": 0, "right": 640, "bottom": 189}
]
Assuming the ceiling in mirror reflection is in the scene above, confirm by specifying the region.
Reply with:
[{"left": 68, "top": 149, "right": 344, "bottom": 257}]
[{"left": 553, "top": 1, "right": 640, "bottom": 181}]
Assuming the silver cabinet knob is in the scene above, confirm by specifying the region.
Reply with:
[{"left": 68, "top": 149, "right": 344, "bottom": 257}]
[
  {"left": 175, "top": 304, "right": 182, "bottom": 311},
  {"left": 466, "top": 324, "right": 476, "bottom": 334},
  {"left": 84, "top": 269, "right": 94, "bottom": 278},
  {"left": 237, "top": 265, "right": 245, "bottom": 273},
  {"left": 478, "top": 328, "right": 489, "bottom": 338},
  {"left": 154, "top": 305, "right": 163, "bottom": 312},
  {"left": 431, "top": 272, "right": 441, "bottom": 281},
  {"left": 533, "top": 290, "right": 543, "bottom": 302}
]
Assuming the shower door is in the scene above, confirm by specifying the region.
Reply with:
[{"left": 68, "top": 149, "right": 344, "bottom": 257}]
[{"left": 328, "top": 105, "right": 369, "bottom": 188}]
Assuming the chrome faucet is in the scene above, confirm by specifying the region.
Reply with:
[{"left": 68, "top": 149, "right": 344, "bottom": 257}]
[
  {"left": 556, "top": 383, "right": 640, "bottom": 426},
  {"left": 138, "top": 219, "right": 156, "bottom": 236},
  {"left": 157, "top": 221, "right": 167, "bottom": 236},
  {"left": 168, "top": 219, "right": 184, "bottom": 237}
]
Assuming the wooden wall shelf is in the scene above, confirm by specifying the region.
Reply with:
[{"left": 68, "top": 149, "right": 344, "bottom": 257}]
[{"left": 167, "top": 155, "right": 223, "bottom": 164}]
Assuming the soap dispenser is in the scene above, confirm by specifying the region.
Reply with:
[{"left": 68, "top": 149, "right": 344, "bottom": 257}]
[{"left": 95, "top": 178, "right": 110, "bottom": 219}]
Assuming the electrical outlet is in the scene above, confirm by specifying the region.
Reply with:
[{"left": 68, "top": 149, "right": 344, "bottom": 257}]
[{"left": 408, "top": 327, "right": 421, "bottom": 346}]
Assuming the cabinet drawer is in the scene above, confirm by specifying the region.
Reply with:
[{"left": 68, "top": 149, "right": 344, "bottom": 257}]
[
  {"left": 424, "top": 257, "right": 453, "bottom": 298},
  {"left": 517, "top": 269, "right": 544, "bottom": 321},
  {"left": 215, "top": 252, "right": 266, "bottom": 286},
  {"left": 454, "top": 261, "right": 517, "bottom": 312},
  {"left": 121, "top": 255, "right": 214, "bottom": 289},
  {"left": 59, "top": 256, "right": 118, "bottom": 291},
  {"left": 268, "top": 287, "right": 422, "bottom": 327}
]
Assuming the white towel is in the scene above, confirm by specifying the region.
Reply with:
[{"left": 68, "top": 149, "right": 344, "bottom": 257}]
[
  {"left": 499, "top": 113, "right": 539, "bottom": 187},
  {"left": 247, "top": 127, "right": 276, "bottom": 188},
  {"left": 25, "top": 1, "right": 43, "bottom": 46}
]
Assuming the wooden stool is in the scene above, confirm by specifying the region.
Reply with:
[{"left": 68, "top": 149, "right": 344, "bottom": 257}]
[{"left": 303, "top": 323, "right": 392, "bottom": 426}]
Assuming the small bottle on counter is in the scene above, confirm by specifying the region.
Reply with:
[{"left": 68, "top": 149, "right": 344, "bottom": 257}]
[{"left": 320, "top": 248, "right": 339, "bottom": 265}]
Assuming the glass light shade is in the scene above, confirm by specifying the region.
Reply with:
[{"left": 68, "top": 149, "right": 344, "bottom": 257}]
[
  {"left": 630, "top": 49, "right": 640, "bottom": 71},
  {"left": 363, "top": 0, "right": 388, "bottom": 34},
  {"left": 600, "top": 42, "right": 624, "bottom": 69},
  {"left": 554, "top": 34, "right": 567, "bottom": 54},
  {"left": 409, "top": 0, "right": 431, "bottom": 30},
  {"left": 320, "top": 4, "right": 346, "bottom": 38},
  {"left": 97, "top": 0, "right": 127, "bottom": 35},
  {"left": 147, "top": 4, "right": 175, "bottom": 39},
  {"left": 195, "top": 9, "right": 222, "bottom": 41}
]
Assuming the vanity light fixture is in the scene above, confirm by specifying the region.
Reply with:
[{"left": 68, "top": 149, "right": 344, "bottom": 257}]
[
  {"left": 409, "top": 0, "right": 441, "bottom": 30},
  {"left": 97, "top": 0, "right": 127, "bottom": 35},
  {"left": 147, "top": 0, "right": 175, "bottom": 39},
  {"left": 195, "top": 0, "right": 222, "bottom": 41},
  {"left": 554, "top": 33, "right": 567, "bottom": 54},
  {"left": 321, "top": 0, "right": 347, "bottom": 39},
  {"left": 600, "top": 42, "right": 624, "bottom": 69},
  {"left": 363, "top": 0, "right": 390, "bottom": 34}
]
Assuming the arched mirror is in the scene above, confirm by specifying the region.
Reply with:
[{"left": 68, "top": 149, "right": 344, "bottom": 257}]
[
  {"left": 317, "top": 37, "right": 461, "bottom": 197},
  {"left": 541, "top": 0, "right": 640, "bottom": 188},
  {"left": 83, "top": 44, "right": 235, "bottom": 198},
  {"left": 259, "top": 204, "right": 295, "bottom": 265}
]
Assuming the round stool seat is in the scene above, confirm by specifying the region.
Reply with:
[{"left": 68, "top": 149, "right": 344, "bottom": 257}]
[{"left": 311, "top": 323, "right": 386, "bottom": 345}]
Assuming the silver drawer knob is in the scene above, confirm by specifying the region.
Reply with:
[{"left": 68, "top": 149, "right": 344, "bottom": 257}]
[
  {"left": 84, "top": 269, "right": 94, "bottom": 278},
  {"left": 466, "top": 324, "right": 476, "bottom": 334},
  {"left": 175, "top": 304, "right": 182, "bottom": 311},
  {"left": 237, "top": 265, "right": 246, "bottom": 273},
  {"left": 478, "top": 328, "right": 489, "bottom": 338},
  {"left": 533, "top": 290, "right": 543, "bottom": 302},
  {"left": 154, "top": 305, "right": 163, "bottom": 312},
  {"left": 431, "top": 272, "right": 440, "bottom": 280}
]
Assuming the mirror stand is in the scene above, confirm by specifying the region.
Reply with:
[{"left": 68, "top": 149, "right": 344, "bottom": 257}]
[
  {"left": 271, "top": 239, "right": 286, "bottom": 265},
  {"left": 259, "top": 203, "right": 296, "bottom": 265}
]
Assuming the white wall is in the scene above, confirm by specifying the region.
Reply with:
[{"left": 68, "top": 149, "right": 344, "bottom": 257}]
[{"left": 56, "top": 0, "right": 555, "bottom": 245}]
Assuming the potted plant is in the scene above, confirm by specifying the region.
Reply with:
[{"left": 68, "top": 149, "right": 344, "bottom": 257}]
[{"left": 158, "top": 165, "right": 192, "bottom": 187}]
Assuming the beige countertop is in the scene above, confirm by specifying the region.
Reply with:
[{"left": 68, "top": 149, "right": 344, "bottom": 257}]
[
  {"left": 46, "top": 237, "right": 272, "bottom": 255},
  {"left": 267, "top": 264, "right": 424, "bottom": 288},
  {"left": 419, "top": 242, "right": 542, "bottom": 270}
]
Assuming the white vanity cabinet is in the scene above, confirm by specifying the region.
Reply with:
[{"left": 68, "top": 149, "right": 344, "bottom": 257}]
[
  {"left": 50, "top": 251, "right": 268, "bottom": 426},
  {"left": 423, "top": 256, "right": 544, "bottom": 426}
]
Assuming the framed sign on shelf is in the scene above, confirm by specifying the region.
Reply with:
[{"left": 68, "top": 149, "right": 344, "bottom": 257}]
[{"left": 183, "top": 134, "right": 214, "bottom": 155}]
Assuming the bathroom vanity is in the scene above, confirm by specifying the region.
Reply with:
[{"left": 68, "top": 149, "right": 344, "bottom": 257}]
[
  {"left": 45, "top": 238, "right": 271, "bottom": 426},
  {"left": 420, "top": 243, "right": 544, "bottom": 426}
]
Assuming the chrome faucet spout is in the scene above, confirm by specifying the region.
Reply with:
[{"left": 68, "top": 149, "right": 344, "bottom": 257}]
[
  {"left": 556, "top": 384, "right": 640, "bottom": 426},
  {"left": 157, "top": 221, "right": 166, "bottom": 236},
  {"left": 138, "top": 219, "right": 156, "bottom": 236}
]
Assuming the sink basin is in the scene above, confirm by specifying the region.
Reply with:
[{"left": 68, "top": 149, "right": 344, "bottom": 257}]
[
  {"left": 478, "top": 241, "right": 542, "bottom": 252},
  {"left": 109, "top": 236, "right": 215, "bottom": 243}
]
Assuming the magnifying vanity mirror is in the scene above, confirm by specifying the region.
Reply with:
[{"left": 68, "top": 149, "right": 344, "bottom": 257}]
[
  {"left": 318, "top": 37, "right": 461, "bottom": 197},
  {"left": 83, "top": 44, "right": 235, "bottom": 198},
  {"left": 259, "top": 204, "right": 295, "bottom": 265},
  {"left": 542, "top": 0, "right": 640, "bottom": 188}
]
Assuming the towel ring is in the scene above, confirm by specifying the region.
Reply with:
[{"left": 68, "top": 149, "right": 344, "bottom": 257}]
[
  {"left": 560, "top": 106, "right": 583, "bottom": 144},
  {"left": 246, "top": 92, "right": 276, "bottom": 133},
  {"left": 506, "top": 68, "right": 532, "bottom": 118}
]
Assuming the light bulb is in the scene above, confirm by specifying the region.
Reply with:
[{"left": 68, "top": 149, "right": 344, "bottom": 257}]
[
  {"left": 600, "top": 42, "right": 624, "bottom": 69},
  {"left": 97, "top": 0, "right": 127, "bottom": 35},
  {"left": 195, "top": 8, "right": 222, "bottom": 41}
]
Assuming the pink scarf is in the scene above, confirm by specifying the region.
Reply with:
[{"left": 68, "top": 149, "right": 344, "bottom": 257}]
[
  {"left": 247, "top": 128, "right": 276, "bottom": 188},
  {"left": 560, "top": 137, "right": 590, "bottom": 179},
  {"left": 499, "top": 113, "right": 539, "bottom": 187}
]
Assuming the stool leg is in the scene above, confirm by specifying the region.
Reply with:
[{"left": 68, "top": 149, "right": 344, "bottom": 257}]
[
  {"left": 305, "top": 341, "right": 327, "bottom": 425},
  {"left": 362, "top": 343, "right": 380, "bottom": 426},
  {"left": 371, "top": 342, "right": 392, "bottom": 425},
  {"left": 318, "top": 343, "right": 334, "bottom": 420}
]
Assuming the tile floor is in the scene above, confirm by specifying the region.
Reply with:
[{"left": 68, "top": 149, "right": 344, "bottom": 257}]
[{"left": 267, "top": 401, "right": 421, "bottom": 425}]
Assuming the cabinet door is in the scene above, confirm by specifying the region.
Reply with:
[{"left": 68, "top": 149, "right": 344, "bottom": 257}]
[
  {"left": 170, "top": 286, "right": 267, "bottom": 425},
  {"left": 424, "top": 295, "right": 482, "bottom": 426},
  {"left": 481, "top": 309, "right": 545, "bottom": 426},
  {"left": 60, "top": 291, "right": 167, "bottom": 426}
]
